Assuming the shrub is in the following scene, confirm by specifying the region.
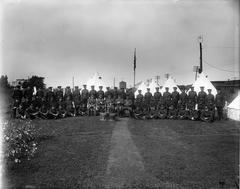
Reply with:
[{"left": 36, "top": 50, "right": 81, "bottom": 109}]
[{"left": 3, "top": 120, "right": 38, "bottom": 164}]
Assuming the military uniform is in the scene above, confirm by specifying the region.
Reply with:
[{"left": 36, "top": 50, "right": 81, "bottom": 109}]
[
  {"left": 64, "top": 87, "right": 72, "bottom": 101},
  {"left": 154, "top": 89, "right": 162, "bottom": 109},
  {"left": 123, "top": 97, "right": 133, "bottom": 117},
  {"left": 81, "top": 85, "right": 89, "bottom": 108},
  {"left": 167, "top": 104, "right": 178, "bottom": 119},
  {"left": 200, "top": 106, "right": 214, "bottom": 122},
  {"left": 171, "top": 88, "right": 180, "bottom": 109},
  {"left": 112, "top": 87, "right": 118, "bottom": 100},
  {"left": 163, "top": 89, "right": 172, "bottom": 109},
  {"left": 158, "top": 104, "right": 168, "bottom": 119},
  {"left": 23, "top": 87, "right": 33, "bottom": 102},
  {"left": 35, "top": 88, "right": 45, "bottom": 108},
  {"left": 97, "top": 88, "right": 105, "bottom": 99},
  {"left": 188, "top": 89, "right": 197, "bottom": 110},
  {"left": 177, "top": 105, "right": 189, "bottom": 120},
  {"left": 144, "top": 89, "right": 152, "bottom": 111},
  {"left": 206, "top": 92, "right": 215, "bottom": 111},
  {"left": 136, "top": 91, "right": 144, "bottom": 110},
  {"left": 197, "top": 90, "right": 207, "bottom": 111},
  {"left": 56, "top": 86, "right": 64, "bottom": 101},
  {"left": 179, "top": 90, "right": 188, "bottom": 108},
  {"left": 73, "top": 87, "right": 81, "bottom": 114}
]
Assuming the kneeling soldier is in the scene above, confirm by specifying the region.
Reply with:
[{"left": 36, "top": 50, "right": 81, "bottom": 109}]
[
  {"left": 87, "top": 95, "right": 96, "bottom": 116},
  {"left": 58, "top": 105, "right": 67, "bottom": 119},
  {"left": 39, "top": 103, "right": 49, "bottom": 119},
  {"left": 177, "top": 103, "right": 189, "bottom": 120},
  {"left": 26, "top": 103, "right": 39, "bottom": 119},
  {"left": 122, "top": 96, "right": 133, "bottom": 117}
]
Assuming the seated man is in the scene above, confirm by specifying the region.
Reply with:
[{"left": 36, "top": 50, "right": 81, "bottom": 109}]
[
  {"left": 58, "top": 105, "right": 67, "bottom": 119},
  {"left": 65, "top": 96, "right": 76, "bottom": 117},
  {"left": 26, "top": 103, "right": 40, "bottom": 119},
  {"left": 133, "top": 106, "right": 143, "bottom": 119},
  {"left": 39, "top": 103, "right": 49, "bottom": 119},
  {"left": 157, "top": 104, "right": 168, "bottom": 119},
  {"left": 87, "top": 95, "right": 97, "bottom": 116},
  {"left": 200, "top": 105, "right": 214, "bottom": 122},
  {"left": 96, "top": 97, "right": 106, "bottom": 115},
  {"left": 47, "top": 105, "right": 59, "bottom": 119},
  {"left": 177, "top": 104, "right": 189, "bottom": 120},
  {"left": 115, "top": 94, "right": 124, "bottom": 117},
  {"left": 149, "top": 97, "right": 157, "bottom": 119},
  {"left": 122, "top": 96, "right": 133, "bottom": 117},
  {"left": 16, "top": 103, "right": 27, "bottom": 119},
  {"left": 188, "top": 105, "right": 199, "bottom": 121},
  {"left": 167, "top": 104, "right": 178, "bottom": 119}
]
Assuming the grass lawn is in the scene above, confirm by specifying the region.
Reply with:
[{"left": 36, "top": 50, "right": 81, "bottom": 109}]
[
  {"left": 128, "top": 119, "right": 239, "bottom": 189},
  {"left": 4, "top": 116, "right": 239, "bottom": 189},
  {"left": 5, "top": 116, "right": 114, "bottom": 189}
]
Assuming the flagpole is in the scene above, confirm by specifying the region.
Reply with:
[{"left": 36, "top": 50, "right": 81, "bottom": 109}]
[{"left": 133, "top": 48, "right": 136, "bottom": 90}]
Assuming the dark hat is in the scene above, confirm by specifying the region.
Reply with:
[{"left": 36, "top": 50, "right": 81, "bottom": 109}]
[
  {"left": 207, "top": 88, "right": 212, "bottom": 91},
  {"left": 75, "top": 86, "right": 78, "bottom": 88},
  {"left": 114, "top": 87, "right": 117, "bottom": 89},
  {"left": 173, "top": 87, "right": 177, "bottom": 89},
  {"left": 138, "top": 89, "right": 142, "bottom": 91},
  {"left": 99, "top": 86, "right": 103, "bottom": 88},
  {"left": 155, "top": 87, "right": 159, "bottom": 89},
  {"left": 57, "top": 86, "right": 62, "bottom": 88},
  {"left": 165, "top": 87, "right": 169, "bottom": 89},
  {"left": 200, "top": 86, "right": 204, "bottom": 88},
  {"left": 83, "top": 84, "right": 87, "bottom": 86}
]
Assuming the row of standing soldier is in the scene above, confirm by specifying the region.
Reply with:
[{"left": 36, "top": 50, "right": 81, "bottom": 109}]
[{"left": 11, "top": 84, "right": 225, "bottom": 121}]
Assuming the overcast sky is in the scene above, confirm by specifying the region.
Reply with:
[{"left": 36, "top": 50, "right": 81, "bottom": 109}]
[{"left": 1, "top": 0, "right": 239, "bottom": 88}]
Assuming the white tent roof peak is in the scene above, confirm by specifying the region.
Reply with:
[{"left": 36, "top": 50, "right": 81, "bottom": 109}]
[
  {"left": 189, "top": 72, "right": 217, "bottom": 96},
  {"left": 86, "top": 72, "right": 106, "bottom": 91},
  {"left": 228, "top": 91, "right": 240, "bottom": 109},
  {"left": 160, "top": 77, "right": 181, "bottom": 93}
]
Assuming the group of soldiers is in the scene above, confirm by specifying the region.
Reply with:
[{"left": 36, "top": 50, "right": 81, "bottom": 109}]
[{"left": 11, "top": 84, "right": 225, "bottom": 122}]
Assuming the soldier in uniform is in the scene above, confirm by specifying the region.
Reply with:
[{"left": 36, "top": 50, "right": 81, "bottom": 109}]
[
  {"left": 158, "top": 104, "right": 168, "bottom": 119},
  {"left": 73, "top": 86, "right": 81, "bottom": 115},
  {"left": 65, "top": 95, "right": 76, "bottom": 117},
  {"left": 206, "top": 89, "right": 215, "bottom": 111},
  {"left": 64, "top": 86, "right": 72, "bottom": 101},
  {"left": 12, "top": 86, "right": 23, "bottom": 118},
  {"left": 81, "top": 84, "right": 89, "bottom": 109},
  {"left": 97, "top": 86, "right": 105, "bottom": 99},
  {"left": 23, "top": 86, "right": 33, "bottom": 102},
  {"left": 149, "top": 96, "right": 157, "bottom": 119},
  {"left": 112, "top": 87, "right": 118, "bottom": 100},
  {"left": 179, "top": 88, "right": 188, "bottom": 109},
  {"left": 87, "top": 94, "right": 97, "bottom": 116},
  {"left": 136, "top": 90, "right": 144, "bottom": 111},
  {"left": 197, "top": 86, "right": 207, "bottom": 111},
  {"left": 163, "top": 87, "right": 172, "bottom": 109},
  {"left": 105, "top": 87, "right": 112, "bottom": 100},
  {"left": 119, "top": 88, "right": 126, "bottom": 100},
  {"left": 144, "top": 88, "right": 152, "bottom": 112},
  {"left": 39, "top": 103, "right": 49, "bottom": 119},
  {"left": 56, "top": 86, "right": 64, "bottom": 101},
  {"left": 89, "top": 85, "right": 97, "bottom": 99},
  {"left": 177, "top": 103, "right": 189, "bottom": 120},
  {"left": 167, "top": 104, "right": 178, "bottom": 119},
  {"left": 171, "top": 87, "right": 180, "bottom": 109},
  {"left": 46, "top": 87, "right": 55, "bottom": 106},
  {"left": 35, "top": 87, "right": 45, "bottom": 109},
  {"left": 200, "top": 105, "right": 214, "bottom": 122},
  {"left": 126, "top": 88, "right": 135, "bottom": 108},
  {"left": 47, "top": 105, "right": 59, "bottom": 119},
  {"left": 154, "top": 87, "right": 162, "bottom": 110},
  {"left": 115, "top": 94, "right": 124, "bottom": 117},
  {"left": 122, "top": 95, "right": 133, "bottom": 117},
  {"left": 187, "top": 86, "right": 197, "bottom": 110},
  {"left": 58, "top": 105, "right": 67, "bottom": 119},
  {"left": 215, "top": 88, "right": 225, "bottom": 120},
  {"left": 26, "top": 103, "right": 39, "bottom": 119}
]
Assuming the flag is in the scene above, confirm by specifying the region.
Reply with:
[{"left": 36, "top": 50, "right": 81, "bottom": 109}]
[{"left": 134, "top": 48, "right": 136, "bottom": 70}]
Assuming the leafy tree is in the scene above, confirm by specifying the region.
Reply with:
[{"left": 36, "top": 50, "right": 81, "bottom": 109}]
[
  {"left": 0, "top": 75, "right": 10, "bottom": 88},
  {"left": 28, "top": 76, "right": 45, "bottom": 89}
]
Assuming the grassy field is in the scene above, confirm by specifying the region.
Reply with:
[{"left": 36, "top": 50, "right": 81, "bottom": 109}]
[
  {"left": 128, "top": 119, "right": 239, "bottom": 189},
  {"left": 4, "top": 116, "right": 240, "bottom": 189},
  {"left": 5, "top": 117, "right": 114, "bottom": 189}
]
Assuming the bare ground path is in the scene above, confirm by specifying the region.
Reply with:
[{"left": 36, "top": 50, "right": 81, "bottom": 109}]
[{"left": 104, "top": 118, "right": 184, "bottom": 189}]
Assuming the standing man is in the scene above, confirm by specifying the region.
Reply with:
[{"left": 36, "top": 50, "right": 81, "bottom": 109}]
[
  {"left": 97, "top": 86, "right": 105, "bottom": 99},
  {"left": 105, "top": 87, "right": 112, "bottom": 100},
  {"left": 73, "top": 86, "right": 81, "bottom": 115},
  {"left": 187, "top": 86, "right": 197, "bottom": 110},
  {"left": 23, "top": 86, "right": 33, "bottom": 102},
  {"left": 136, "top": 90, "right": 144, "bottom": 111},
  {"left": 154, "top": 87, "right": 162, "bottom": 110},
  {"left": 81, "top": 84, "right": 89, "bottom": 108},
  {"left": 163, "top": 87, "right": 172, "bottom": 109},
  {"left": 89, "top": 85, "right": 97, "bottom": 99},
  {"left": 179, "top": 88, "right": 188, "bottom": 109},
  {"left": 113, "top": 87, "right": 118, "bottom": 100},
  {"left": 215, "top": 88, "right": 225, "bottom": 120},
  {"left": 144, "top": 88, "right": 152, "bottom": 111},
  {"left": 171, "top": 87, "right": 179, "bottom": 109},
  {"left": 197, "top": 86, "right": 207, "bottom": 111},
  {"left": 206, "top": 89, "right": 215, "bottom": 111}
]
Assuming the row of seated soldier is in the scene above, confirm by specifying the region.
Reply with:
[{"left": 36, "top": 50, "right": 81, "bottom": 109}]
[{"left": 11, "top": 84, "right": 225, "bottom": 122}]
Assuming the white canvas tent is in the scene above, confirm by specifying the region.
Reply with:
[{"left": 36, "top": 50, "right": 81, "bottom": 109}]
[
  {"left": 86, "top": 73, "right": 106, "bottom": 91},
  {"left": 160, "top": 77, "right": 181, "bottom": 93},
  {"left": 227, "top": 92, "right": 240, "bottom": 121},
  {"left": 148, "top": 79, "right": 160, "bottom": 93},
  {"left": 188, "top": 72, "right": 217, "bottom": 96},
  {"left": 134, "top": 81, "right": 148, "bottom": 97}
]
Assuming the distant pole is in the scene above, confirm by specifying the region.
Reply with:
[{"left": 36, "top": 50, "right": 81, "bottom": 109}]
[
  {"left": 72, "top": 76, "right": 74, "bottom": 89},
  {"left": 198, "top": 36, "right": 203, "bottom": 73},
  {"left": 155, "top": 75, "right": 160, "bottom": 85},
  {"left": 113, "top": 77, "right": 115, "bottom": 87},
  {"left": 133, "top": 48, "right": 136, "bottom": 89}
]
